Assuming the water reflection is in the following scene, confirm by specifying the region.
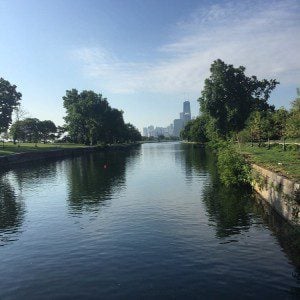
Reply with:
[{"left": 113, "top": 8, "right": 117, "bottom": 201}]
[
  {"left": 182, "top": 143, "right": 300, "bottom": 282},
  {"left": 176, "top": 143, "right": 252, "bottom": 237},
  {"left": 67, "top": 149, "right": 139, "bottom": 214},
  {"left": 0, "top": 173, "right": 25, "bottom": 246},
  {"left": 252, "top": 196, "right": 300, "bottom": 269}
]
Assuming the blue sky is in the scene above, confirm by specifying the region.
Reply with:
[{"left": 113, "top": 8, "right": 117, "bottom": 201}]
[{"left": 0, "top": 0, "right": 299, "bottom": 132}]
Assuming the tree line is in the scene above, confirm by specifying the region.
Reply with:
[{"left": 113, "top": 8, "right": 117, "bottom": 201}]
[
  {"left": 181, "top": 59, "right": 299, "bottom": 145},
  {"left": 0, "top": 78, "right": 141, "bottom": 145}
]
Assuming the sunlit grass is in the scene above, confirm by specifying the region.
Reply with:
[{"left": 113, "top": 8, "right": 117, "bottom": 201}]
[
  {"left": 0, "top": 142, "right": 86, "bottom": 156},
  {"left": 237, "top": 143, "right": 300, "bottom": 181}
]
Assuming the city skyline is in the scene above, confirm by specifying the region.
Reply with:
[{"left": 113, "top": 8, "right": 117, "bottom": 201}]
[
  {"left": 143, "top": 100, "right": 192, "bottom": 137},
  {"left": 0, "top": 0, "right": 299, "bottom": 132}
]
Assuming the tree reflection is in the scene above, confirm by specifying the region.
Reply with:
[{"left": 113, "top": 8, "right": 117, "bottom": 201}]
[
  {"left": 202, "top": 183, "right": 252, "bottom": 238},
  {"left": 180, "top": 143, "right": 209, "bottom": 175},
  {"left": 67, "top": 149, "right": 139, "bottom": 214},
  {"left": 181, "top": 144, "right": 252, "bottom": 238},
  {"left": 9, "top": 159, "right": 61, "bottom": 190},
  {"left": 0, "top": 174, "right": 25, "bottom": 246},
  {"left": 181, "top": 144, "right": 300, "bottom": 287},
  {"left": 252, "top": 196, "right": 300, "bottom": 270}
]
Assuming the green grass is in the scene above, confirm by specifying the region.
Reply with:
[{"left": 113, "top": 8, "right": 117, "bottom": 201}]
[
  {"left": 0, "top": 142, "right": 87, "bottom": 156},
  {"left": 237, "top": 143, "right": 300, "bottom": 182}
]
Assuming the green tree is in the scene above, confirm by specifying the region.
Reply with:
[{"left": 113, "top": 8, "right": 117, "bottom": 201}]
[
  {"left": 63, "top": 89, "right": 109, "bottom": 145},
  {"left": 180, "top": 121, "right": 193, "bottom": 141},
  {"left": 246, "top": 111, "right": 270, "bottom": 147},
  {"left": 272, "top": 107, "right": 289, "bottom": 150},
  {"left": 286, "top": 99, "right": 300, "bottom": 138},
  {"left": 22, "top": 118, "right": 40, "bottom": 144},
  {"left": 63, "top": 89, "right": 138, "bottom": 145},
  {"left": 0, "top": 78, "right": 22, "bottom": 135},
  {"left": 9, "top": 120, "right": 25, "bottom": 143},
  {"left": 124, "top": 123, "right": 141, "bottom": 142},
  {"left": 181, "top": 116, "right": 208, "bottom": 143},
  {"left": 39, "top": 120, "right": 57, "bottom": 143},
  {"left": 199, "top": 59, "right": 278, "bottom": 137}
]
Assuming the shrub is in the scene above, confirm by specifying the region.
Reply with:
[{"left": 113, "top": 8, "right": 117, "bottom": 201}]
[{"left": 217, "top": 145, "right": 251, "bottom": 187}]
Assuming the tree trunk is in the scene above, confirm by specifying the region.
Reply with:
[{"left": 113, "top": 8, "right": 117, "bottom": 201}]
[{"left": 283, "top": 136, "right": 286, "bottom": 151}]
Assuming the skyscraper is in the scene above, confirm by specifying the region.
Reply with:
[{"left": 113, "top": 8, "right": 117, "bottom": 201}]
[
  {"left": 183, "top": 101, "right": 191, "bottom": 115},
  {"left": 173, "top": 118, "right": 184, "bottom": 137},
  {"left": 183, "top": 100, "right": 191, "bottom": 123}
]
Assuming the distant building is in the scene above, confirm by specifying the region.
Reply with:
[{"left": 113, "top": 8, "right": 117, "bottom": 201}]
[
  {"left": 183, "top": 100, "right": 191, "bottom": 124},
  {"left": 173, "top": 118, "right": 184, "bottom": 137},
  {"left": 183, "top": 101, "right": 191, "bottom": 115},
  {"left": 143, "top": 127, "right": 148, "bottom": 137},
  {"left": 143, "top": 100, "right": 191, "bottom": 138}
]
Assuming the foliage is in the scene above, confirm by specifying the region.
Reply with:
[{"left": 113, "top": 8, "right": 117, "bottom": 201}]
[
  {"left": 286, "top": 100, "right": 300, "bottom": 138},
  {"left": 272, "top": 107, "right": 289, "bottom": 140},
  {"left": 198, "top": 59, "right": 278, "bottom": 137},
  {"left": 63, "top": 89, "right": 141, "bottom": 145},
  {"left": 0, "top": 77, "right": 22, "bottom": 134},
  {"left": 10, "top": 118, "right": 57, "bottom": 143},
  {"left": 245, "top": 111, "right": 274, "bottom": 146},
  {"left": 39, "top": 120, "right": 57, "bottom": 143},
  {"left": 217, "top": 144, "right": 251, "bottom": 187},
  {"left": 181, "top": 115, "right": 208, "bottom": 143}
]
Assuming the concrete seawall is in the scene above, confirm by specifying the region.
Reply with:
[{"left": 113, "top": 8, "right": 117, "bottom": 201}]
[
  {"left": 251, "top": 164, "right": 300, "bottom": 226},
  {"left": 0, "top": 144, "right": 140, "bottom": 168}
]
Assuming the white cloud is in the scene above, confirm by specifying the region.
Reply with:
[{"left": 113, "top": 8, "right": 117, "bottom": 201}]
[{"left": 72, "top": 0, "right": 300, "bottom": 94}]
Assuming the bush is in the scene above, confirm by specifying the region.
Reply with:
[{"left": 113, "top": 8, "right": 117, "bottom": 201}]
[{"left": 217, "top": 145, "right": 251, "bottom": 187}]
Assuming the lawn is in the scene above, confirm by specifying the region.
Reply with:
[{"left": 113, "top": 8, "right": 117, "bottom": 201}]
[
  {"left": 0, "top": 142, "right": 87, "bottom": 156},
  {"left": 237, "top": 143, "right": 300, "bottom": 182}
]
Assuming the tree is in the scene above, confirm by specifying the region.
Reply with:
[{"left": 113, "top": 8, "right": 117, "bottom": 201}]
[
  {"left": 56, "top": 125, "right": 67, "bottom": 139},
  {"left": 63, "top": 89, "right": 137, "bottom": 145},
  {"left": 39, "top": 120, "right": 57, "bottom": 143},
  {"left": 180, "top": 121, "right": 193, "bottom": 141},
  {"left": 199, "top": 59, "right": 278, "bottom": 137},
  {"left": 272, "top": 107, "right": 289, "bottom": 150},
  {"left": 181, "top": 116, "right": 208, "bottom": 143},
  {"left": 0, "top": 77, "right": 22, "bottom": 135},
  {"left": 12, "top": 106, "right": 28, "bottom": 145},
  {"left": 123, "top": 123, "right": 141, "bottom": 142},
  {"left": 286, "top": 99, "right": 300, "bottom": 138},
  {"left": 63, "top": 89, "right": 109, "bottom": 145},
  {"left": 10, "top": 120, "right": 25, "bottom": 143},
  {"left": 21, "top": 118, "right": 40, "bottom": 144}
]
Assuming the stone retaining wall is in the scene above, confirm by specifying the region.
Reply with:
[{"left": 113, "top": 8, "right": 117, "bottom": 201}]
[{"left": 251, "top": 164, "right": 300, "bottom": 226}]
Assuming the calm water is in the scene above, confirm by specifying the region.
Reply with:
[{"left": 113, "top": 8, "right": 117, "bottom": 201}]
[{"left": 0, "top": 142, "right": 299, "bottom": 299}]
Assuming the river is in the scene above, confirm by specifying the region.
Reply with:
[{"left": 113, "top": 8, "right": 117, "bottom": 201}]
[{"left": 0, "top": 142, "right": 299, "bottom": 299}]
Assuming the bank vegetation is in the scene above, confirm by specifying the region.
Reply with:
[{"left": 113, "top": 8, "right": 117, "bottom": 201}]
[{"left": 181, "top": 59, "right": 299, "bottom": 186}]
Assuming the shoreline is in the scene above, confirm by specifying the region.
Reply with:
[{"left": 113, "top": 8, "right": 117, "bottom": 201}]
[
  {"left": 0, "top": 143, "right": 141, "bottom": 168},
  {"left": 183, "top": 141, "right": 300, "bottom": 226}
]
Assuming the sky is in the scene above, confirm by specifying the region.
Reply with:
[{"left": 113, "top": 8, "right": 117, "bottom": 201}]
[{"left": 0, "top": 0, "right": 299, "bottom": 132}]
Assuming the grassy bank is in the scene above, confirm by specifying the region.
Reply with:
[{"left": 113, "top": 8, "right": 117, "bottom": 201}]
[
  {"left": 237, "top": 143, "right": 300, "bottom": 182},
  {"left": 0, "top": 142, "right": 89, "bottom": 156}
]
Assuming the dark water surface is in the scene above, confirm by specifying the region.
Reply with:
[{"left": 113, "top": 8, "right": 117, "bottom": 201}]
[{"left": 0, "top": 142, "right": 299, "bottom": 299}]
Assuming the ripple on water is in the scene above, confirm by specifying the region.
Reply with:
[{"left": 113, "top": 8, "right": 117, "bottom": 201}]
[{"left": 0, "top": 143, "right": 299, "bottom": 299}]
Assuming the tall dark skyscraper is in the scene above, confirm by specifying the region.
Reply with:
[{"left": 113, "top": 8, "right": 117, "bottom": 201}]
[
  {"left": 183, "top": 100, "right": 191, "bottom": 123},
  {"left": 173, "top": 100, "right": 192, "bottom": 137},
  {"left": 183, "top": 101, "right": 191, "bottom": 115}
]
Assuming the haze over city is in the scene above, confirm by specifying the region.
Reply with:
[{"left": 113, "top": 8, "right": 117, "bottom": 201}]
[{"left": 0, "top": 0, "right": 299, "bottom": 132}]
